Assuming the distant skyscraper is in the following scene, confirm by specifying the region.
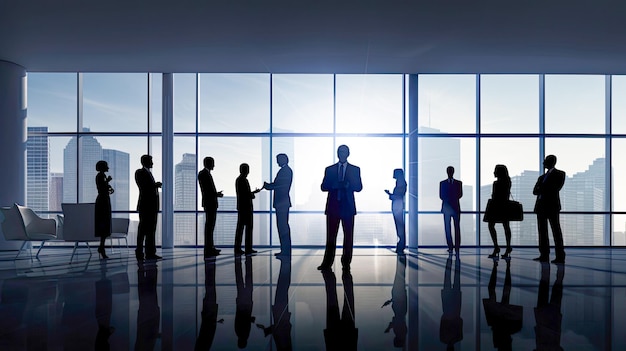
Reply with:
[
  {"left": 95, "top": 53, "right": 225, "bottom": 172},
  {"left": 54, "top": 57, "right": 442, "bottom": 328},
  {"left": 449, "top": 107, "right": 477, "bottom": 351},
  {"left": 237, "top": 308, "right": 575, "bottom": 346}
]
[
  {"left": 63, "top": 128, "right": 103, "bottom": 203},
  {"left": 102, "top": 149, "right": 130, "bottom": 216},
  {"left": 215, "top": 196, "right": 237, "bottom": 245},
  {"left": 49, "top": 172, "right": 63, "bottom": 212},
  {"left": 26, "top": 126, "right": 49, "bottom": 212},
  {"left": 174, "top": 153, "right": 197, "bottom": 244}
]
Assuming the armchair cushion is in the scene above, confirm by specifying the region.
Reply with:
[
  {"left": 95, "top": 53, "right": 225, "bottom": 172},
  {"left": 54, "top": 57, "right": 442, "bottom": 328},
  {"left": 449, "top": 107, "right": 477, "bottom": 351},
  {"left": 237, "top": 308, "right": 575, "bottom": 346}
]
[{"left": 16, "top": 205, "right": 56, "bottom": 239}]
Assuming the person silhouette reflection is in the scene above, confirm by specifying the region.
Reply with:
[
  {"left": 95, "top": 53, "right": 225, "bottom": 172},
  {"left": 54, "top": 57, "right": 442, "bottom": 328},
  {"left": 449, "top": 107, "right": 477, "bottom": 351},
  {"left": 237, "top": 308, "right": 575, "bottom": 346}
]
[
  {"left": 382, "top": 255, "right": 407, "bottom": 348},
  {"left": 440, "top": 256, "right": 463, "bottom": 350},
  {"left": 95, "top": 261, "right": 115, "bottom": 351},
  {"left": 195, "top": 259, "right": 224, "bottom": 350},
  {"left": 482, "top": 260, "right": 523, "bottom": 351},
  {"left": 534, "top": 263, "right": 564, "bottom": 351},
  {"left": 235, "top": 255, "right": 255, "bottom": 348},
  {"left": 256, "top": 256, "right": 293, "bottom": 350},
  {"left": 135, "top": 263, "right": 160, "bottom": 351},
  {"left": 322, "top": 269, "right": 358, "bottom": 350},
  {"left": 385, "top": 169, "right": 407, "bottom": 254}
]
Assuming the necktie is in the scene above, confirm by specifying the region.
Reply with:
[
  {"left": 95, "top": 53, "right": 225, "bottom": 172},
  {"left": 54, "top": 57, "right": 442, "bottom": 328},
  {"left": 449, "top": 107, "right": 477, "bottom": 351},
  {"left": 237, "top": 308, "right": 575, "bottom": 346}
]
[{"left": 339, "top": 163, "right": 345, "bottom": 181}]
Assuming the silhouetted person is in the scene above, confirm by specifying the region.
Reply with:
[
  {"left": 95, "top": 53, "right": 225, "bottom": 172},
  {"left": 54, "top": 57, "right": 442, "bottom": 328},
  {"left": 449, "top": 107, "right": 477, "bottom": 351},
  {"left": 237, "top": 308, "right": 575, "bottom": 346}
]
[
  {"left": 534, "top": 263, "right": 564, "bottom": 351},
  {"left": 135, "top": 263, "right": 160, "bottom": 351},
  {"left": 318, "top": 145, "right": 363, "bottom": 271},
  {"left": 263, "top": 153, "right": 293, "bottom": 257},
  {"left": 95, "top": 261, "right": 115, "bottom": 351},
  {"left": 256, "top": 256, "right": 293, "bottom": 350},
  {"left": 235, "top": 255, "right": 255, "bottom": 349},
  {"left": 385, "top": 168, "right": 407, "bottom": 254},
  {"left": 198, "top": 156, "right": 223, "bottom": 258},
  {"left": 482, "top": 260, "right": 523, "bottom": 351},
  {"left": 440, "top": 256, "right": 463, "bottom": 350},
  {"left": 533, "top": 155, "right": 566, "bottom": 264},
  {"left": 484, "top": 164, "right": 513, "bottom": 259},
  {"left": 440, "top": 166, "right": 463, "bottom": 254},
  {"left": 235, "top": 163, "right": 261, "bottom": 255},
  {"left": 323, "top": 270, "right": 358, "bottom": 351},
  {"left": 95, "top": 160, "right": 114, "bottom": 259},
  {"left": 382, "top": 255, "right": 407, "bottom": 348},
  {"left": 135, "top": 155, "right": 162, "bottom": 261},
  {"left": 195, "top": 259, "right": 224, "bottom": 350}
]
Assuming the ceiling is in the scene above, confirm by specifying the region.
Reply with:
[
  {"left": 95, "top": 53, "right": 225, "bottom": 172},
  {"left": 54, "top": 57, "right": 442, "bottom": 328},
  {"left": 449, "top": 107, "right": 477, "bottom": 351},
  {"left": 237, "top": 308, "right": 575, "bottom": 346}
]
[{"left": 2, "top": 0, "right": 626, "bottom": 74}]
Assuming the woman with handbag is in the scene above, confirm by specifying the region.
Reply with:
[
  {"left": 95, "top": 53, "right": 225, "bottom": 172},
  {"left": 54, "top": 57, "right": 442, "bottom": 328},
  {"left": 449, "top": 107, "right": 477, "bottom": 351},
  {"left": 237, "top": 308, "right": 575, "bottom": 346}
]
[{"left": 484, "top": 164, "right": 512, "bottom": 259}]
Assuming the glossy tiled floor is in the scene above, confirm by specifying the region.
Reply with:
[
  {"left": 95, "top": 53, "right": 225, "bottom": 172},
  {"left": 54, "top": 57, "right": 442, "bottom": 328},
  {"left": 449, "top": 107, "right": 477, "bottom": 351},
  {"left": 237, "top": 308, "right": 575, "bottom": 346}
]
[{"left": 0, "top": 247, "right": 625, "bottom": 350}]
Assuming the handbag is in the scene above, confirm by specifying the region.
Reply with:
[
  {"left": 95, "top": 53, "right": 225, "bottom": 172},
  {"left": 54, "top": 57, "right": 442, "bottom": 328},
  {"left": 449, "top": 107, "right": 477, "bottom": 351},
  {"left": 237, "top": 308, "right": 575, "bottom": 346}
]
[{"left": 506, "top": 195, "right": 523, "bottom": 221}]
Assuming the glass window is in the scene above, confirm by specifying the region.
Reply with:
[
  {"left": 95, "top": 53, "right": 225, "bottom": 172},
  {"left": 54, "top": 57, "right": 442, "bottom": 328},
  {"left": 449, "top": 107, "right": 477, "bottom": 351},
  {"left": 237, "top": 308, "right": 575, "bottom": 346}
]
[
  {"left": 336, "top": 74, "right": 403, "bottom": 133},
  {"left": 83, "top": 73, "right": 148, "bottom": 132},
  {"left": 545, "top": 75, "right": 605, "bottom": 134},
  {"left": 272, "top": 74, "right": 334, "bottom": 133},
  {"left": 417, "top": 213, "right": 476, "bottom": 246},
  {"left": 418, "top": 75, "right": 476, "bottom": 134},
  {"left": 174, "top": 73, "right": 197, "bottom": 132},
  {"left": 480, "top": 75, "right": 539, "bottom": 133},
  {"left": 199, "top": 74, "right": 270, "bottom": 133},
  {"left": 612, "top": 139, "right": 626, "bottom": 212},
  {"left": 27, "top": 73, "right": 77, "bottom": 132},
  {"left": 150, "top": 73, "right": 162, "bottom": 133}
]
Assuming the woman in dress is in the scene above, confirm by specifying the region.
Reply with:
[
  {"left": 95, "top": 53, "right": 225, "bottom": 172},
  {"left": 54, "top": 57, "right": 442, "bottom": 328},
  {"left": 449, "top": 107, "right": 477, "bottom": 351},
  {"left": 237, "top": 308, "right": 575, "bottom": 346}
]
[
  {"left": 95, "top": 160, "right": 114, "bottom": 259},
  {"left": 484, "top": 164, "right": 512, "bottom": 259},
  {"left": 385, "top": 168, "right": 407, "bottom": 254}
]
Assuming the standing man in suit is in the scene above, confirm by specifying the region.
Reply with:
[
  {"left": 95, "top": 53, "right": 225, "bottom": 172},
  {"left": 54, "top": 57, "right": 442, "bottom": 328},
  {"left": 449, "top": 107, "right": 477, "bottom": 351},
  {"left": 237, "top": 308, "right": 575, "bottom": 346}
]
[
  {"left": 198, "top": 156, "right": 223, "bottom": 258},
  {"left": 263, "top": 153, "right": 293, "bottom": 257},
  {"left": 135, "top": 154, "right": 162, "bottom": 261},
  {"left": 318, "top": 145, "right": 363, "bottom": 272},
  {"left": 235, "top": 163, "right": 261, "bottom": 255},
  {"left": 533, "top": 155, "right": 566, "bottom": 264},
  {"left": 440, "top": 166, "right": 463, "bottom": 254}
]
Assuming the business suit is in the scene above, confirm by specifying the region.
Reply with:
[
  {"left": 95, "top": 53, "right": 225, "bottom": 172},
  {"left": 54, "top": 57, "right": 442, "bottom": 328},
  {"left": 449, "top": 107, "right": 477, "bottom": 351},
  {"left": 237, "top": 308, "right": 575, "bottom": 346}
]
[
  {"left": 533, "top": 168, "right": 566, "bottom": 262},
  {"left": 264, "top": 164, "right": 293, "bottom": 255},
  {"left": 135, "top": 168, "right": 159, "bottom": 259},
  {"left": 235, "top": 174, "right": 256, "bottom": 253},
  {"left": 439, "top": 178, "right": 463, "bottom": 252},
  {"left": 320, "top": 161, "right": 363, "bottom": 269},
  {"left": 198, "top": 168, "right": 220, "bottom": 256}
]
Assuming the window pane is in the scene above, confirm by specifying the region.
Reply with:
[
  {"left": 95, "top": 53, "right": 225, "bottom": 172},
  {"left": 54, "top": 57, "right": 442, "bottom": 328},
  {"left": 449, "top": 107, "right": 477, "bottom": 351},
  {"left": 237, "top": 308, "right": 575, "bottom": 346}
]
[
  {"left": 545, "top": 75, "right": 605, "bottom": 134},
  {"left": 480, "top": 75, "right": 539, "bottom": 133},
  {"left": 199, "top": 74, "right": 270, "bottom": 133},
  {"left": 418, "top": 75, "right": 476, "bottom": 134},
  {"left": 27, "top": 73, "right": 77, "bottom": 132},
  {"left": 613, "top": 214, "right": 626, "bottom": 245},
  {"left": 272, "top": 74, "right": 333, "bottom": 133},
  {"left": 417, "top": 213, "right": 476, "bottom": 246},
  {"left": 545, "top": 138, "right": 607, "bottom": 212},
  {"left": 479, "top": 214, "right": 538, "bottom": 246},
  {"left": 150, "top": 73, "right": 162, "bottom": 133},
  {"left": 336, "top": 74, "right": 403, "bottom": 133},
  {"left": 174, "top": 138, "right": 197, "bottom": 211},
  {"left": 613, "top": 139, "right": 626, "bottom": 212},
  {"left": 83, "top": 73, "right": 147, "bottom": 132},
  {"left": 173, "top": 73, "right": 196, "bottom": 132},
  {"left": 560, "top": 214, "right": 606, "bottom": 246}
]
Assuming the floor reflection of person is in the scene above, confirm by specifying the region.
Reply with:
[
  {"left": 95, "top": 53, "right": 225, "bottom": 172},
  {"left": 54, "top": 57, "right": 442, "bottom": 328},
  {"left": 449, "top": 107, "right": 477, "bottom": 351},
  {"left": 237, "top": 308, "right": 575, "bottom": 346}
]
[
  {"left": 195, "top": 259, "right": 224, "bottom": 350},
  {"left": 235, "top": 255, "right": 255, "bottom": 349},
  {"left": 323, "top": 270, "right": 358, "bottom": 351},
  {"left": 534, "top": 263, "right": 564, "bottom": 351},
  {"left": 95, "top": 261, "right": 115, "bottom": 351},
  {"left": 135, "top": 263, "right": 160, "bottom": 351},
  {"left": 440, "top": 256, "right": 463, "bottom": 350},
  {"left": 482, "top": 260, "right": 523, "bottom": 351},
  {"left": 382, "top": 255, "right": 407, "bottom": 348},
  {"left": 385, "top": 169, "right": 407, "bottom": 254},
  {"left": 257, "top": 256, "right": 293, "bottom": 350}
]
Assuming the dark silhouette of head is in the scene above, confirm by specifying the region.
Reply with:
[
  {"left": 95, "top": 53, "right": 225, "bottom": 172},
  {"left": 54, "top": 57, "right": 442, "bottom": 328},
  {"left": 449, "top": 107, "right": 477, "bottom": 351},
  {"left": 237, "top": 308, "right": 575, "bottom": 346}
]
[
  {"left": 141, "top": 155, "right": 153, "bottom": 168},
  {"left": 240, "top": 163, "right": 249, "bottom": 176},
  {"left": 96, "top": 160, "right": 108, "bottom": 172},
  {"left": 276, "top": 153, "right": 288, "bottom": 167},
  {"left": 544, "top": 155, "right": 557, "bottom": 169},
  {"left": 337, "top": 145, "right": 350, "bottom": 163},
  {"left": 204, "top": 156, "right": 215, "bottom": 170},
  {"left": 446, "top": 166, "right": 455, "bottom": 179},
  {"left": 393, "top": 168, "right": 404, "bottom": 180},
  {"left": 494, "top": 164, "right": 510, "bottom": 179}
]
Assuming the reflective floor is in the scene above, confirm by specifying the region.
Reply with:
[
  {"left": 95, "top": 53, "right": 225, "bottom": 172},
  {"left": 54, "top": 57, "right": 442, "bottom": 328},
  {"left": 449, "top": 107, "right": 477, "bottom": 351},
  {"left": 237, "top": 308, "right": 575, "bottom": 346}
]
[{"left": 0, "top": 247, "right": 624, "bottom": 350}]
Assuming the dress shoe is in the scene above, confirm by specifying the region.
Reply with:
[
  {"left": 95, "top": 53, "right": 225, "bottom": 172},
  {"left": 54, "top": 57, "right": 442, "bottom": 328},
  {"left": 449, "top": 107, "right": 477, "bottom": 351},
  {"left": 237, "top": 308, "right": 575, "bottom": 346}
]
[
  {"left": 234, "top": 249, "right": 245, "bottom": 255},
  {"left": 501, "top": 247, "right": 513, "bottom": 259},
  {"left": 206, "top": 249, "right": 220, "bottom": 256},
  {"left": 488, "top": 248, "right": 500, "bottom": 259},
  {"left": 274, "top": 252, "right": 284, "bottom": 256},
  {"left": 533, "top": 256, "right": 549, "bottom": 262},
  {"left": 551, "top": 258, "right": 565, "bottom": 264},
  {"left": 317, "top": 265, "right": 331, "bottom": 271},
  {"left": 98, "top": 248, "right": 109, "bottom": 260},
  {"left": 245, "top": 249, "right": 258, "bottom": 255},
  {"left": 145, "top": 254, "right": 162, "bottom": 260},
  {"left": 447, "top": 248, "right": 453, "bottom": 253}
]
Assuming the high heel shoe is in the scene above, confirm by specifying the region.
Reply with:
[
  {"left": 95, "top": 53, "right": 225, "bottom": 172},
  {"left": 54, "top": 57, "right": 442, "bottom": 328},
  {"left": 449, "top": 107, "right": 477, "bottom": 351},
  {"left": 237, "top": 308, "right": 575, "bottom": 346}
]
[
  {"left": 501, "top": 247, "right": 512, "bottom": 259},
  {"left": 488, "top": 248, "right": 500, "bottom": 259},
  {"left": 98, "top": 248, "right": 109, "bottom": 259}
]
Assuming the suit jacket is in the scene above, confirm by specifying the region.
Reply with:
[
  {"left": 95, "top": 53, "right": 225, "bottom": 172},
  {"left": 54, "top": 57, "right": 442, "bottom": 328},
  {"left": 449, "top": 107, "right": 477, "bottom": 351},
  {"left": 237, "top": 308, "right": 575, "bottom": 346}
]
[
  {"left": 135, "top": 168, "right": 159, "bottom": 214},
  {"left": 198, "top": 168, "right": 219, "bottom": 211},
  {"left": 439, "top": 178, "right": 463, "bottom": 214},
  {"left": 533, "top": 168, "right": 566, "bottom": 214},
  {"left": 321, "top": 162, "right": 363, "bottom": 218},
  {"left": 264, "top": 165, "right": 293, "bottom": 209},
  {"left": 236, "top": 175, "right": 255, "bottom": 213}
]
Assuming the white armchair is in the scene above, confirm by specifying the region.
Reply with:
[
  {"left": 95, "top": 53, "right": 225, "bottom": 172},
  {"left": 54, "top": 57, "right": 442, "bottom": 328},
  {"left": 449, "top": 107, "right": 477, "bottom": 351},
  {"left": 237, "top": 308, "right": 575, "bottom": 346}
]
[
  {"left": 0, "top": 203, "right": 57, "bottom": 260},
  {"left": 109, "top": 217, "right": 130, "bottom": 253},
  {"left": 61, "top": 203, "right": 98, "bottom": 263}
]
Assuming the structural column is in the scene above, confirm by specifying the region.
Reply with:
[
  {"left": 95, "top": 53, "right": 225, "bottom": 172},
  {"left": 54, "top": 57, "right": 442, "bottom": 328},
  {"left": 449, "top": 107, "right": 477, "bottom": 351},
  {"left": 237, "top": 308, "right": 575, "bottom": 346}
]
[
  {"left": 0, "top": 60, "right": 27, "bottom": 250},
  {"left": 408, "top": 74, "right": 418, "bottom": 249},
  {"left": 161, "top": 73, "right": 174, "bottom": 249}
]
